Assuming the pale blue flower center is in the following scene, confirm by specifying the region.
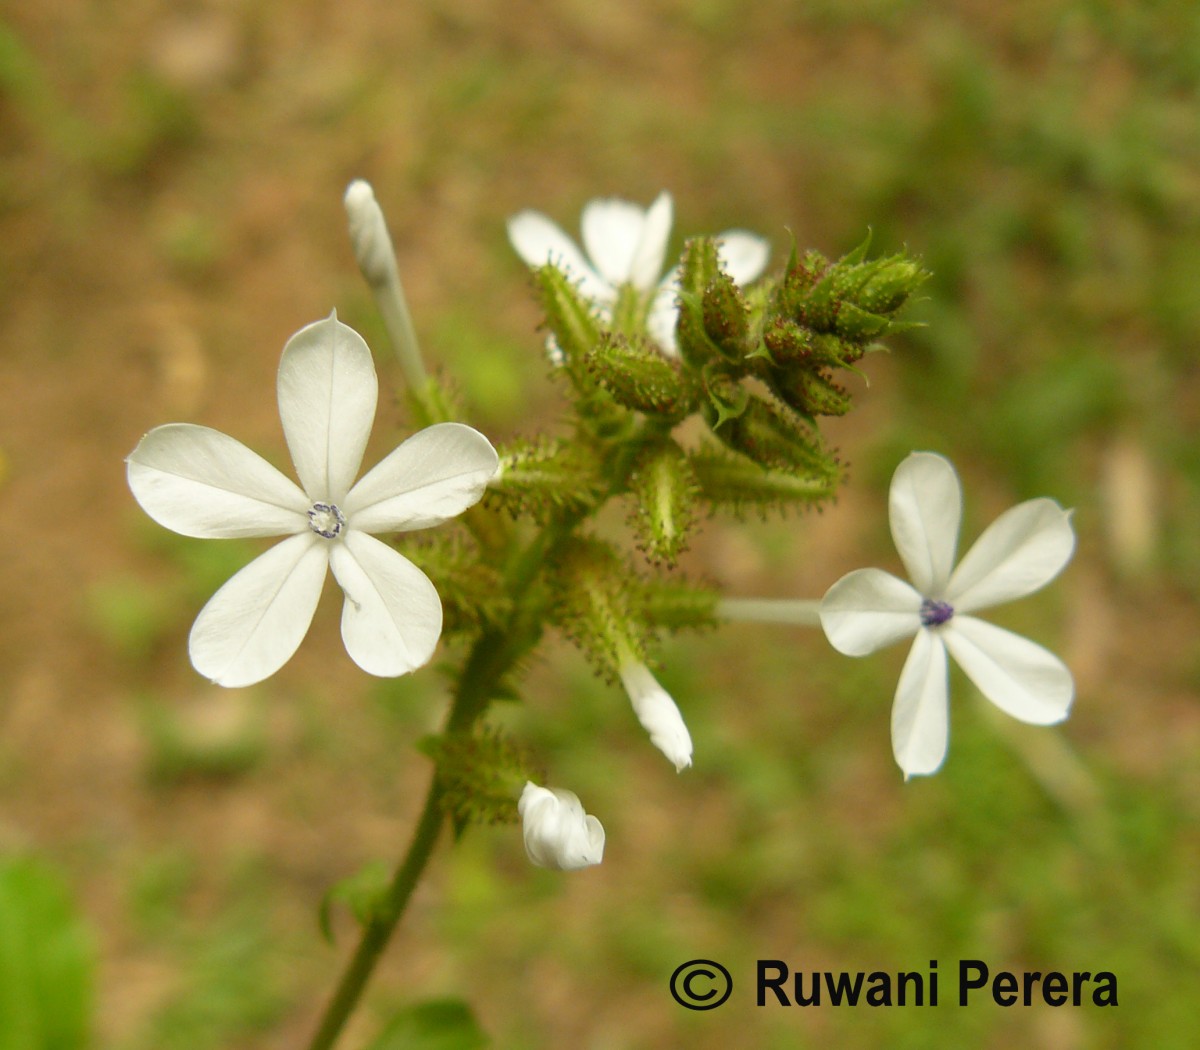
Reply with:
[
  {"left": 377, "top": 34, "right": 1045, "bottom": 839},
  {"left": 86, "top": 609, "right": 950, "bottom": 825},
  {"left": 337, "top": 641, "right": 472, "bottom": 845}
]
[
  {"left": 919, "top": 598, "right": 954, "bottom": 628},
  {"left": 307, "top": 502, "right": 346, "bottom": 539}
]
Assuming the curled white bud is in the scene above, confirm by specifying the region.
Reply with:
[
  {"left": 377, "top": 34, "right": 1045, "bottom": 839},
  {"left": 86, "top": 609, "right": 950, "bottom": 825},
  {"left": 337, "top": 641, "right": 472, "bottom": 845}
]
[
  {"left": 618, "top": 660, "right": 693, "bottom": 772},
  {"left": 344, "top": 179, "right": 400, "bottom": 290},
  {"left": 518, "top": 782, "right": 605, "bottom": 871}
]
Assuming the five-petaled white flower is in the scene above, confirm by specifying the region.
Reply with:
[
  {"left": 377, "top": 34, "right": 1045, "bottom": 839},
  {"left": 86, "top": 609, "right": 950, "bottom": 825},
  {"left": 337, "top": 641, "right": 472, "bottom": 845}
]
[
  {"left": 126, "top": 313, "right": 499, "bottom": 688},
  {"left": 518, "top": 782, "right": 605, "bottom": 871},
  {"left": 819, "top": 452, "right": 1075, "bottom": 778},
  {"left": 507, "top": 191, "right": 769, "bottom": 355}
]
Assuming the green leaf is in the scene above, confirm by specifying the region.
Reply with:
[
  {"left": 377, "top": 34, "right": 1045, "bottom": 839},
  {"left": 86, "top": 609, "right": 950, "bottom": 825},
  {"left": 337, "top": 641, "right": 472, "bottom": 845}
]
[
  {"left": 366, "top": 998, "right": 489, "bottom": 1050},
  {"left": 0, "top": 856, "right": 94, "bottom": 1050},
  {"left": 317, "top": 861, "right": 391, "bottom": 945}
]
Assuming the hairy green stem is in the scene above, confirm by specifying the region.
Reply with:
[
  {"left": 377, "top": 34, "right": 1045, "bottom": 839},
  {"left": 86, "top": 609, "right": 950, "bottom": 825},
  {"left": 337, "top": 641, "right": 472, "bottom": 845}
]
[
  {"left": 306, "top": 774, "right": 446, "bottom": 1050},
  {"left": 304, "top": 512, "right": 577, "bottom": 1049}
]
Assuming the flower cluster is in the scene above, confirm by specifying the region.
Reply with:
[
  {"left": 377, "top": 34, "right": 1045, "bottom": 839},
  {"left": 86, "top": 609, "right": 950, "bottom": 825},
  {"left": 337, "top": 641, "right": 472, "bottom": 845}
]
[{"left": 125, "top": 186, "right": 1078, "bottom": 879}]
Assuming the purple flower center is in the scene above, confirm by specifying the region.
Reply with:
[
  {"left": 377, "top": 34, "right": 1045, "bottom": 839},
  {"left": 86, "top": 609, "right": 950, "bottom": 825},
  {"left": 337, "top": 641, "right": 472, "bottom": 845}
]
[
  {"left": 919, "top": 598, "right": 954, "bottom": 628},
  {"left": 307, "top": 502, "right": 346, "bottom": 539}
]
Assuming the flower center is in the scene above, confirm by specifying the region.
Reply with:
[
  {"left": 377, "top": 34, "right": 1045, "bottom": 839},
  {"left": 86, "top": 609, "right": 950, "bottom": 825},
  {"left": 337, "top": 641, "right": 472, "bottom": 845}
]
[
  {"left": 919, "top": 598, "right": 954, "bottom": 628},
  {"left": 307, "top": 502, "right": 346, "bottom": 539}
]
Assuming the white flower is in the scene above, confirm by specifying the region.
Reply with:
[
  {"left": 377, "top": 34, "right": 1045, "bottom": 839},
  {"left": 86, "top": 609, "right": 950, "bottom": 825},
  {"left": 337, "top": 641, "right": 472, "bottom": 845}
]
[
  {"left": 618, "top": 659, "right": 693, "bottom": 772},
  {"left": 506, "top": 191, "right": 769, "bottom": 355},
  {"left": 819, "top": 452, "right": 1075, "bottom": 779},
  {"left": 518, "top": 782, "right": 605, "bottom": 871},
  {"left": 126, "top": 313, "right": 499, "bottom": 688}
]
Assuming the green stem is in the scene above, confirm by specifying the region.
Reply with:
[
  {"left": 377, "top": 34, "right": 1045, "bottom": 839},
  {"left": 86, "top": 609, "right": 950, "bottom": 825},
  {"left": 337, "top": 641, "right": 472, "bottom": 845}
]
[
  {"left": 306, "top": 775, "right": 446, "bottom": 1050},
  {"left": 304, "top": 515, "right": 575, "bottom": 1049}
]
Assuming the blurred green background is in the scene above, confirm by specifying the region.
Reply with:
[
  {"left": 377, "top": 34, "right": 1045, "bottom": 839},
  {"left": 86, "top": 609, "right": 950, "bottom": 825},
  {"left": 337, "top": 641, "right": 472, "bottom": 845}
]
[{"left": 1, "top": 0, "right": 1198, "bottom": 1047}]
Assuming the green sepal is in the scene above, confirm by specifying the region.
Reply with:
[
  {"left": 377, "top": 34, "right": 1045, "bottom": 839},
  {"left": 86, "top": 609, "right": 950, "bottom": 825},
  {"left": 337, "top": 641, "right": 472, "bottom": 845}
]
[
  {"left": 550, "top": 537, "right": 651, "bottom": 682},
  {"left": 586, "top": 332, "right": 696, "bottom": 418},
  {"left": 532, "top": 263, "right": 623, "bottom": 425},
  {"left": 484, "top": 437, "right": 607, "bottom": 523},
  {"left": 691, "top": 448, "right": 842, "bottom": 513},
  {"left": 420, "top": 726, "right": 540, "bottom": 830},
  {"left": 768, "top": 365, "right": 852, "bottom": 417},
  {"left": 707, "top": 391, "right": 835, "bottom": 476},
  {"left": 702, "top": 269, "right": 751, "bottom": 362},
  {"left": 628, "top": 439, "right": 699, "bottom": 566},
  {"left": 532, "top": 262, "right": 602, "bottom": 366},
  {"left": 318, "top": 860, "right": 391, "bottom": 944},
  {"left": 397, "top": 534, "right": 511, "bottom": 634},
  {"left": 702, "top": 368, "right": 750, "bottom": 428},
  {"left": 675, "top": 236, "right": 724, "bottom": 368}
]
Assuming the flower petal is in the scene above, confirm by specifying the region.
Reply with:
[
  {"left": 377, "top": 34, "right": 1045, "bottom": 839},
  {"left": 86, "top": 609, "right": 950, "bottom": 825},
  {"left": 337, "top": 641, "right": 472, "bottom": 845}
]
[
  {"left": 628, "top": 191, "right": 674, "bottom": 291},
  {"left": 889, "top": 451, "right": 962, "bottom": 596},
  {"left": 717, "top": 230, "right": 770, "bottom": 285},
  {"left": 277, "top": 313, "right": 378, "bottom": 504},
  {"left": 127, "top": 424, "right": 308, "bottom": 538},
  {"left": 891, "top": 630, "right": 951, "bottom": 777},
  {"left": 646, "top": 268, "right": 681, "bottom": 354},
  {"left": 617, "top": 661, "right": 693, "bottom": 771},
  {"left": 327, "top": 530, "right": 442, "bottom": 677},
  {"left": 581, "top": 197, "right": 648, "bottom": 287},
  {"left": 189, "top": 533, "right": 328, "bottom": 687},
  {"left": 947, "top": 499, "right": 1075, "bottom": 613},
  {"left": 942, "top": 616, "right": 1074, "bottom": 725},
  {"left": 519, "top": 783, "right": 605, "bottom": 871},
  {"left": 819, "top": 568, "right": 922, "bottom": 656},
  {"left": 507, "top": 210, "right": 610, "bottom": 303},
  {"left": 343, "top": 423, "right": 499, "bottom": 533}
]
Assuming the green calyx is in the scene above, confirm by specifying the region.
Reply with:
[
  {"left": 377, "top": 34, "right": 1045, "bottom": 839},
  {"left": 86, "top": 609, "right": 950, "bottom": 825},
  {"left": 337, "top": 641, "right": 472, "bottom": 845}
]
[
  {"left": 420, "top": 727, "right": 541, "bottom": 830},
  {"left": 627, "top": 440, "right": 699, "bottom": 566},
  {"left": 586, "top": 333, "right": 696, "bottom": 419}
]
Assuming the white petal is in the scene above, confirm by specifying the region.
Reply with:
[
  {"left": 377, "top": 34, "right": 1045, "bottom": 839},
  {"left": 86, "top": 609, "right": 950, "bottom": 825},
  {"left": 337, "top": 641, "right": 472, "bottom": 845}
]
[
  {"left": 581, "top": 197, "right": 648, "bottom": 287},
  {"left": 343, "top": 423, "right": 499, "bottom": 534},
  {"left": 518, "top": 783, "right": 605, "bottom": 871},
  {"left": 127, "top": 424, "right": 308, "bottom": 538},
  {"left": 819, "top": 568, "right": 922, "bottom": 656},
  {"left": 947, "top": 499, "right": 1076, "bottom": 613},
  {"left": 327, "top": 530, "right": 442, "bottom": 677},
  {"left": 647, "top": 269, "right": 681, "bottom": 354},
  {"left": 942, "top": 616, "right": 1074, "bottom": 725},
  {"left": 891, "top": 630, "right": 951, "bottom": 777},
  {"left": 717, "top": 230, "right": 770, "bottom": 285},
  {"left": 277, "top": 313, "right": 378, "bottom": 504},
  {"left": 889, "top": 452, "right": 963, "bottom": 595},
  {"left": 617, "top": 661, "right": 693, "bottom": 771},
  {"left": 189, "top": 533, "right": 328, "bottom": 687},
  {"left": 628, "top": 191, "right": 674, "bottom": 291},
  {"left": 507, "top": 210, "right": 611, "bottom": 303}
]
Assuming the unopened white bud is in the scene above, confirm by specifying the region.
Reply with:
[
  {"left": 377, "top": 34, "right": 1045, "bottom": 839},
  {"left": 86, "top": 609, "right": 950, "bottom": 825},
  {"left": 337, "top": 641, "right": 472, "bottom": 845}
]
[
  {"left": 344, "top": 179, "right": 400, "bottom": 290},
  {"left": 618, "top": 660, "right": 693, "bottom": 772},
  {"left": 518, "top": 782, "right": 605, "bottom": 871}
]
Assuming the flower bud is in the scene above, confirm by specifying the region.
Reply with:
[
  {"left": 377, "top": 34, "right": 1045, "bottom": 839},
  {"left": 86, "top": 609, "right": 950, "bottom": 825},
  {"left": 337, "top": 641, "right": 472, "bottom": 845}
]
[
  {"left": 701, "top": 270, "right": 751, "bottom": 362},
  {"left": 344, "top": 180, "right": 400, "bottom": 290},
  {"left": 675, "top": 237, "right": 724, "bottom": 368},
  {"left": 519, "top": 782, "right": 605, "bottom": 871},
  {"left": 617, "top": 660, "right": 693, "bottom": 772},
  {"left": 705, "top": 391, "right": 834, "bottom": 477},
  {"left": 586, "top": 333, "right": 695, "bottom": 418},
  {"left": 768, "top": 365, "right": 852, "bottom": 418}
]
